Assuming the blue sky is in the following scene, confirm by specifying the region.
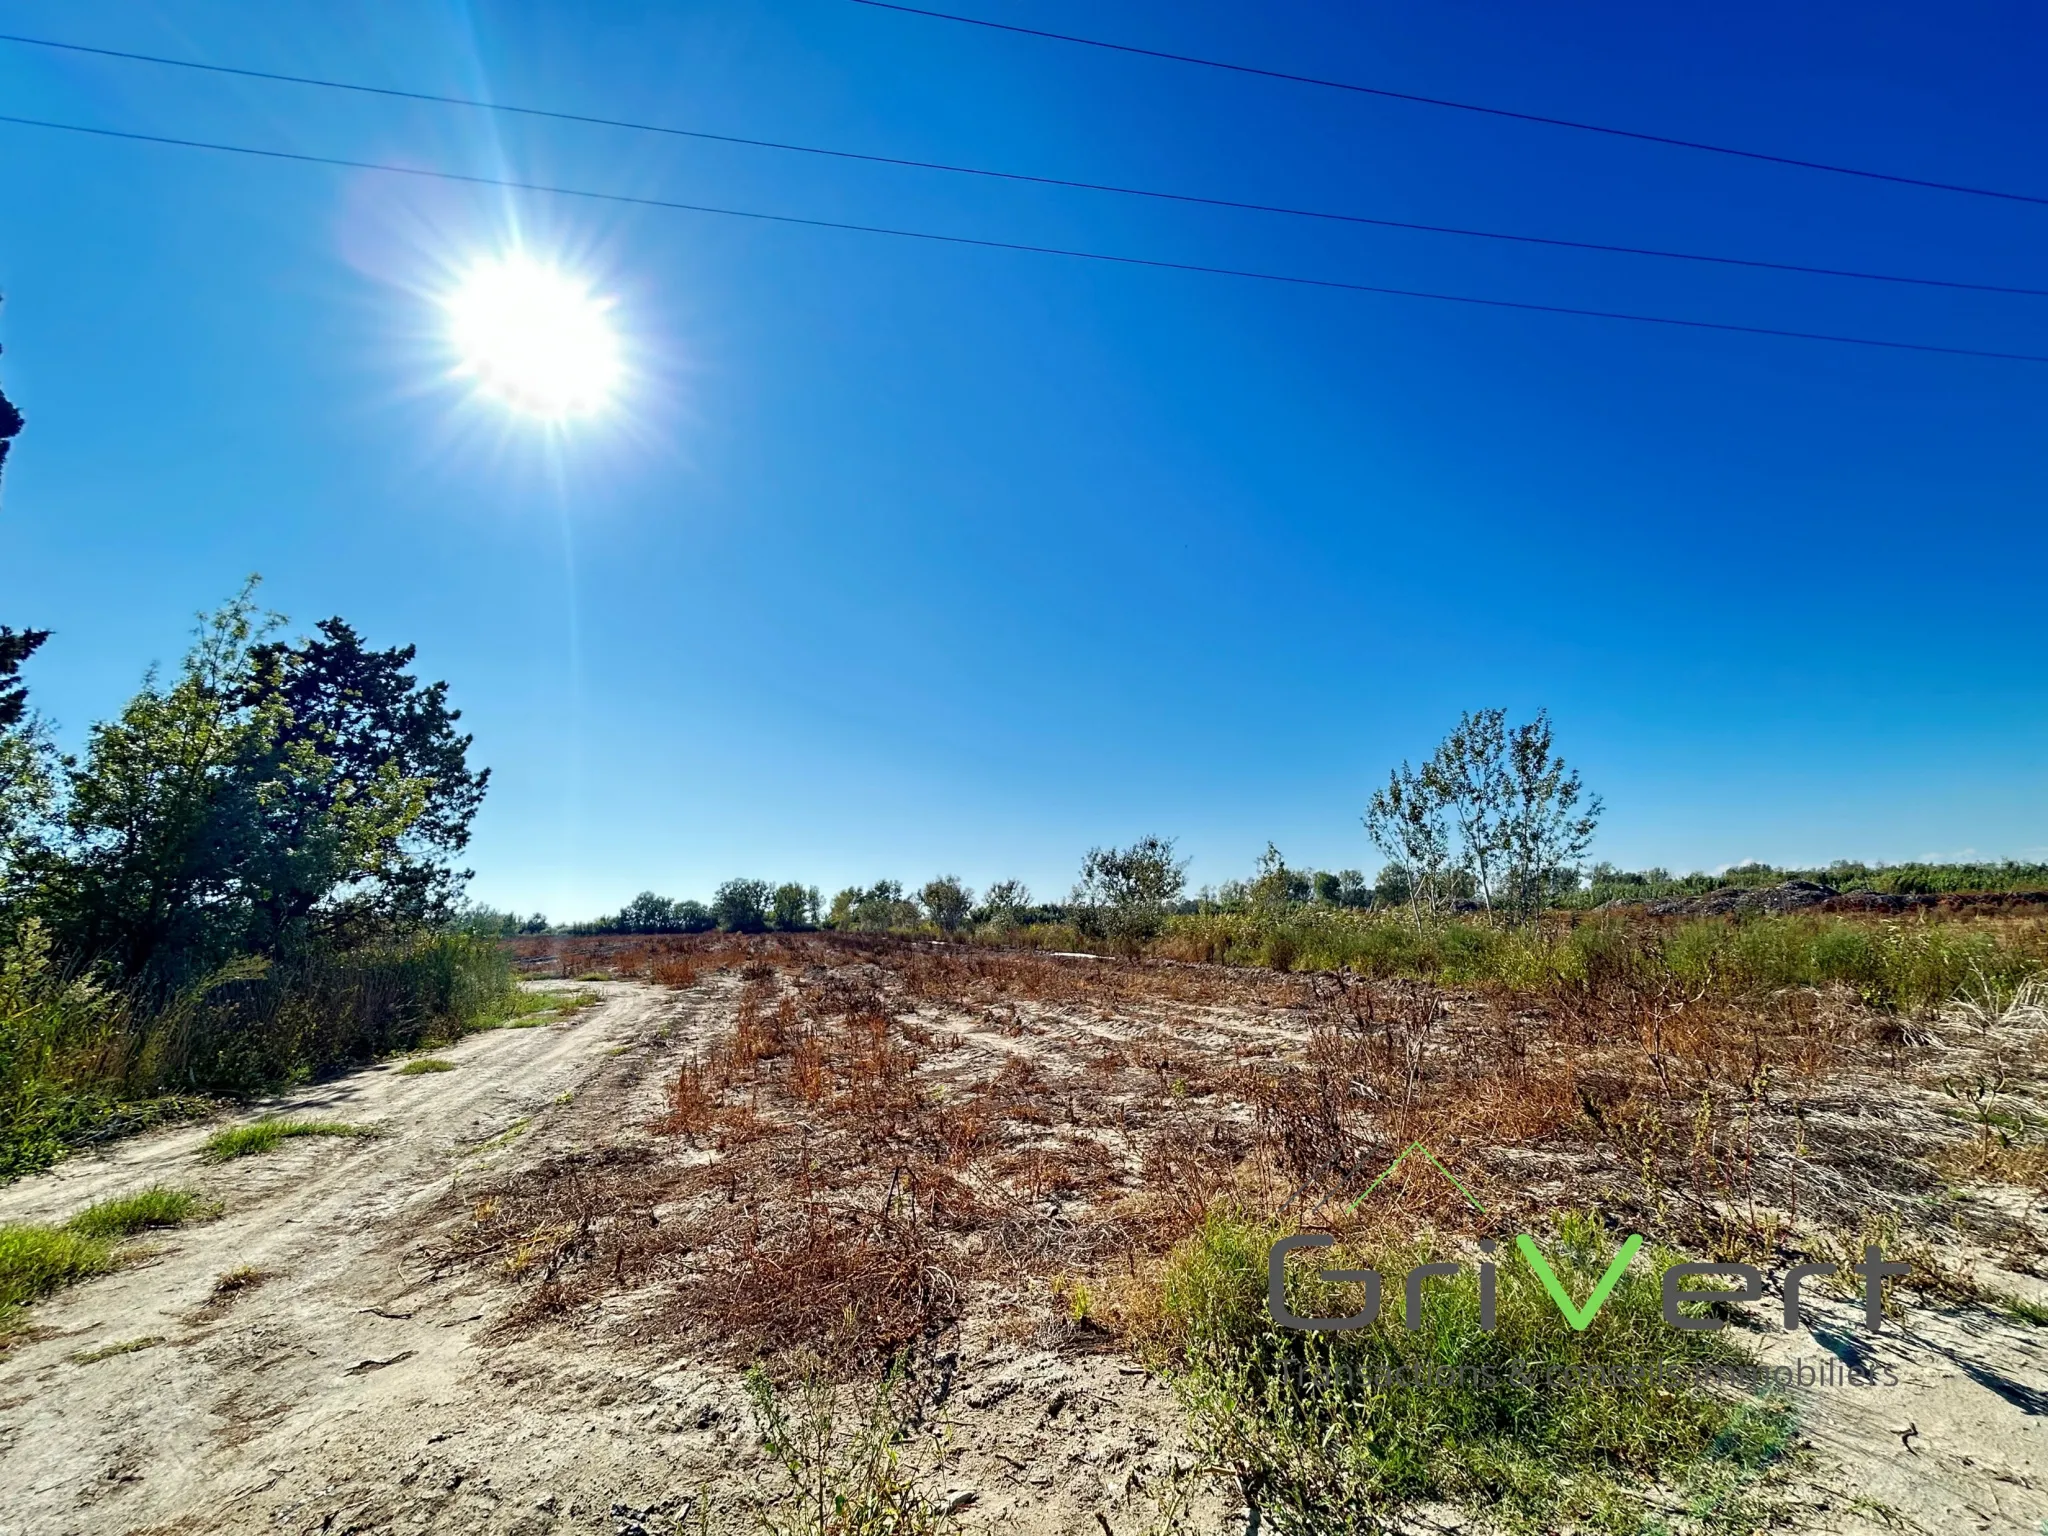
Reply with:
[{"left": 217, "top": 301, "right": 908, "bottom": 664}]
[{"left": 1, "top": 0, "right": 2044, "bottom": 919}]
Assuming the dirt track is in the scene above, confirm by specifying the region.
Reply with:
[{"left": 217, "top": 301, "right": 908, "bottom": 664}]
[{"left": 0, "top": 982, "right": 766, "bottom": 1535}]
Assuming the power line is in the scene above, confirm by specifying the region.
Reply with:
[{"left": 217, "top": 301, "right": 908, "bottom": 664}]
[
  {"left": 1, "top": 29, "right": 2039, "bottom": 298},
  {"left": 3, "top": 111, "right": 2043, "bottom": 364},
  {"left": 852, "top": 0, "right": 2048, "bottom": 209}
]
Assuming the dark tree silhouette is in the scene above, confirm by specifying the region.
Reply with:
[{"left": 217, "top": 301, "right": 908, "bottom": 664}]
[{"left": 0, "top": 332, "right": 45, "bottom": 733}]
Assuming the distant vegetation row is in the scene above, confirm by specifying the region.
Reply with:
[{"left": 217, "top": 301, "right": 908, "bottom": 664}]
[
  {"left": 474, "top": 708, "right": 2044, "bottom": 944},
  {"left": 467, "top": 854, "right": 2048, "bottom": 941}
]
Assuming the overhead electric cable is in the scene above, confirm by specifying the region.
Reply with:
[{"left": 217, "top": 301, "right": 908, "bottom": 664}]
[
  {"left": 851, "top": 0, "right": 2048, "bottom": 209},
  {"left": 0, "top": 29, "right": 2039, "bottom": 298},
  {"left": 3, "top": 112, "right": 2043, "bottom": 364}
]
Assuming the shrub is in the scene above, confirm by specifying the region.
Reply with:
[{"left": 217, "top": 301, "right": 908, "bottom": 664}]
[{"left": 156, "top": 932, "right": 513, "bottom": 1093}]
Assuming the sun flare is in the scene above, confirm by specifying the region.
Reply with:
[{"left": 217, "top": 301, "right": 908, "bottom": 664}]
[{"left": 444, "top": 254, "right": 621, "bottom": 421}]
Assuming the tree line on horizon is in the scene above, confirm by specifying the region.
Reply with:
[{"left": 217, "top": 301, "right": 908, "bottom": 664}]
[{"left": 465, "top": 706, "right": 2048, "bottom": 942}]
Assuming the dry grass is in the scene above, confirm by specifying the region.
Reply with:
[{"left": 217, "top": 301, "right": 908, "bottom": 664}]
[{"left": 456, "top": 929, "right": 2048, "bottom": 1376}]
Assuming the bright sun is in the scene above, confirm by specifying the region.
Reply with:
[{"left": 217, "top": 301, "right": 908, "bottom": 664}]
[{"left": 444, "top": 254, "right": 621, "bottom": 421}]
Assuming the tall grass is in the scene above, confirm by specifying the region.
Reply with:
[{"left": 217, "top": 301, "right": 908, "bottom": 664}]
[
  {"left": 160, "top": 932, "right": 515, "bottom": 1092},
  {"left": 1152, "top": 1210, "right": 1791, "bottom": 1534},
  {"left": 1, "top": 928, "right": 513, "bottom": 1179},
  {"left": 1150, "top": 908, "right": 2044, "bottom": 1013}
]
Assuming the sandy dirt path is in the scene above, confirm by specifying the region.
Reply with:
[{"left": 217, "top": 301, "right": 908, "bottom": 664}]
[{"left": 0, "top": 982, "right": 759, "bottom": 1536}]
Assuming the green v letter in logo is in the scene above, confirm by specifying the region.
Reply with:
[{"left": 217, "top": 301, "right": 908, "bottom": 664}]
[{"left": 1514, "top": 1233, "right": 1644, "bottom": 1331}]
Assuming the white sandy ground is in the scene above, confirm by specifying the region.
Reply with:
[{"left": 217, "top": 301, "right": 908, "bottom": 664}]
[{"left": 0, "top": 979, "right": 2042, "bottom": 1536}]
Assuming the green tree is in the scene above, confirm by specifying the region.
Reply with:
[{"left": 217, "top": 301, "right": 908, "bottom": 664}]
[
  {"left": 918, "top": 875, "right": 973, "bottom": 933},
  {"left": 0, "top": 331, "right": 22, "bottom": 482},
  {"left": 0, "top": 342, "right": 56, "bottom": 921},
  {"left": 1364, "top": 764, "right": 1453, "bottom": 928},
  {"left": 241, "top": 617, "right": 487, "bottom": 941},
  {"left": 0, "top": 641, "right": 57, "bottom": 922},
  {"left": 979, "top": 878, "right": 1031, "bottom": 927},
  {"left": 43, "top": 587, "right": 487, "bottom": 992},
  {"left": 613, "top": 892, "right": 683, "bottom": 933},
  {"left": 1370, "top": 709, "right": 1601, "bottom": 924},
  {"left": 713, "top": 878, "right": 772, "bottom": 933},
  {"left": 1248, "top": 844, "right": 1310, "bottom": 910},
  {"left": 770, "top": 882, "right": 813, "bottom": 931},
  {"left": 1073, "top": 836, "right": 1186, "bottom": 954},
  {"left": 1418, "top": 708, "right": 1599, "bottom": 919},
  {"left": 1372, "top": 862, "right": 1415, "bottom": 908},
  {"left": 0, "top": 627, "right": 48, "bottom": 734},
  {"left": 1492, "top": 710, "right": 1601, "bottom": 916},
  {"left": 825, "top": 887, "right": 861, "bottom": 929},
  {"left": 830, "top": 880, "right": 917, "bottom": 932}
]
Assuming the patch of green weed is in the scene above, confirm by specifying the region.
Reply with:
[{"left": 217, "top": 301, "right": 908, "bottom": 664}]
[
  {"left": 201, "top": 1118, "right": 379, "bottom": 1162},
  {"left": 65, "top": 1185, "right": 213, "bottom": 1238},
  {"left": 1154, "top": 1210, "right": 1793, "bottom": 1534},
  {"left": 0, "top": 1224, "right": 114, "bottom": 1319}
]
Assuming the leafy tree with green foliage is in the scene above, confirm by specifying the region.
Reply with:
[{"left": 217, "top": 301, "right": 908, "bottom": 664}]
[
  {"left": 918, "top": 875, "right": 973, "bottom": 933},
  {"left": 450, "top": 903, "right": 548, "bottom": 937},
  {"left": 39, "top": 586, "right": 489, "bottom": 995},
  {"left": 0, "top": 627, "right": 47, "bottom": 735},
  {"left": 1371, "top": 862, "right": 1415, "bottom": 908},
  {"left": 1073, "top": 835, "right": 1187, "bottom": 953},
  {"left": 770, "top": 882, "right": 816, "bottom": 931},
  {"left": 1420, "top": 708, "right": 1599, "bottom": 918},
  {"left": 618, "top": 892, "right": 685, "bottom": 932},
  {"left": 0, "top": 328, "right": 22, "bottom": 482},
  {"left": 978, "top": 878, "right": 1032, "bottom": 927},
  {"left": 1370, "top": 710, "right": 1599, "bottom": 923},
  {"left": 0, "top": 338, "right": 55, "bottom": 922},
  {"left": 825, "top": 880, "right": 920, "bottom": 932},
  {"left": 0, "top": 635, "right": 57, "bottom": 922},
  {"left": 1248, "top": 844, "right": 1311, "bottom": 910},
  {"left": 1364, "top": 766, "right": 1454, "bottom": 928},
  {"left": 713, "top": 878, "right": 773, "bottom": 934},
  {"left": 241, "top": 616, "right": 487, "bottom": 942}
]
